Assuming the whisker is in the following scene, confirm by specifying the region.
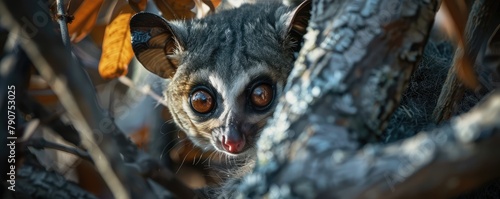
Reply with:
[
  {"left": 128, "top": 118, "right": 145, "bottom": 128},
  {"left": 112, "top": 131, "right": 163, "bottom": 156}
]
[
  {"left": 209, "top": 151, "right": 221, "bottom": 168},
  {"left": 229, "top": 155, "right": 234, "bottom": 166},
  {"left": 233, "top": 156, "right": 238, "bottom": 166},
  {"left": 195, "top": 150, "right": 206, "bottom": 165},
  {"left": 202, "top": 151, "right": 215, "bottom": 165},
  {"left": 160, "top": 139, "right": 178, "bottom": 160},
  {"left": 161, "top": 138, "right": 187, "bottom": 161},
  {"left": 159, "top": 122, "right": 180, "bottom": 137},
  {"left": 176, "top": 146, "right": 196, "bottom": 174},
  {"left": 162, "top": 136, "right": 184, "bottom": 151},
  {"left": 194, "top": 150, "right": 204, "bottom": 165},
  {"left": 158, "top": 129, "right": 179, "bottom": 139},
  {"left": 208, "top": 152, "right": 215, "bottom": 168}
]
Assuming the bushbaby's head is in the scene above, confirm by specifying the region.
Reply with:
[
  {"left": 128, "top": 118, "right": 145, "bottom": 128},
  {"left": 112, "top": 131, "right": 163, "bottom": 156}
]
[{"left": 130, "top": 1, "right": 309, "bottom": 157}]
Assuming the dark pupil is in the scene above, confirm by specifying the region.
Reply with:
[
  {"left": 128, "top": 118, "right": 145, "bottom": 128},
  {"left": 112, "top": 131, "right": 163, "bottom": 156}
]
[
  {"left": 251, "top": 84, "right": 272, "bottom": 107},
  {"left": 191, "top": 90, "right": 213, "bottom": 113}
]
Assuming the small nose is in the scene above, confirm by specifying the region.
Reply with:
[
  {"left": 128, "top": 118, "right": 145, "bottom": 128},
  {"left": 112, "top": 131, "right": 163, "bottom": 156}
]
[
  {"left": 221, "top": 130, "right": 245, "bottom": 154},
  {"left": 222, "top": 136, "right": 245, "bottom": 154}
]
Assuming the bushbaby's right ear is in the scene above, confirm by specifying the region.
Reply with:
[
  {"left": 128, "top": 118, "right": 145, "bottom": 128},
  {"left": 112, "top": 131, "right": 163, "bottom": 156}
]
[{"left": 130, "top": 12, "right": 184, "bottom": 79}]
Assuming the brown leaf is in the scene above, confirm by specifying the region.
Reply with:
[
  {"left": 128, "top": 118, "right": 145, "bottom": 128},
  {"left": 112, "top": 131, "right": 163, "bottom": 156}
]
[
  {"left": 203, "top": 0, "right": 221, "bottom": 11},
  {"left": 129, "top": 125, "right": 150, "bottom": 149},
  {"left": 67, "top": 0, "right": 104, "bottom": 43},
  {"left": 441, "top": 0, "right": 468, "bottom": 46},
  {"left": 153, "top": 0, "right": 196, "bottom": 20},
  {"left": 441, "top": 0, "right": 479, "bottom": 89},
  {"left": 456, "top": 54, "right": 479, "bottom": 89},
  {"left": 95, "top": 0, "right": 128, "bottom": 25},
  {"left": 88, "top": 24, "right": 107, "bottom": 47},
  {"left": 208, "top": 0, "right": 221, "bottom": 8},
  {"left": 129, "top": 0, "right": 148, "bottom": 12},
  {"left": 98, "top": 9, "right": 134, "bottom": 79},
  {"left": 213, "top": 0, "right": 221, "bottom": 7}
]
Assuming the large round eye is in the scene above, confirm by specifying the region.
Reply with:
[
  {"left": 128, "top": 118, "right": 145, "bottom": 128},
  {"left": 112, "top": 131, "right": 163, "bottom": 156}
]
[
  {"left": 190, "top": 89, "right": 214, "bottom": 114},
  {"left": 250, "top": 83, "right": 273, "bottom": 108}
]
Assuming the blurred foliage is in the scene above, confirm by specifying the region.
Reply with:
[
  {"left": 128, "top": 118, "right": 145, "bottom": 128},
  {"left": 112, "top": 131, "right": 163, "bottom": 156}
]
[{"left": 64, "top": 0, "right": 219, "bottom": 79}]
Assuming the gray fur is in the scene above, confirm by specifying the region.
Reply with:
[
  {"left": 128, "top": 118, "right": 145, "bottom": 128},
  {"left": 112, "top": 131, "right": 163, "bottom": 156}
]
[
  {"left": 131, "top": 2, "right": 307, "bottom": 158},
  {"left": 165, "top": 3, "right": 297, "bottom": 155},
  {"left": 171, "top": 3, "right": 295, "bottom": 83}
]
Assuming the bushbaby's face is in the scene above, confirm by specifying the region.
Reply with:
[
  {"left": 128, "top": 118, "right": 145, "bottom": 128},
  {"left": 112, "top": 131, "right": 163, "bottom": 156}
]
[
  {"left": 130, "top": 1, "right": 310, "bottom": 157},
  {"left": 167, "top": 62, "right": 289, "bottom": 156}
]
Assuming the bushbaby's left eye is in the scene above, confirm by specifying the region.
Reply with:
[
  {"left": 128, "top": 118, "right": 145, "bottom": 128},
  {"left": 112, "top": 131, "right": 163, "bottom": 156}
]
[
  {"left": 190, "top": 88, "right": 215, "bottom": 114},
  {"left": 250, "top": 83, "right": 273, "bottom": 109}
]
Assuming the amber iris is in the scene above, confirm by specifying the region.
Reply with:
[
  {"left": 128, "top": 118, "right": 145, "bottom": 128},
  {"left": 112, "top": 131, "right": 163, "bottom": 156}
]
[
  {"left": 250, "top": 84, "right": 273, "bottom": 108},
  {"left": 190, "top": 89, "right": 214, "bottom": 114}
]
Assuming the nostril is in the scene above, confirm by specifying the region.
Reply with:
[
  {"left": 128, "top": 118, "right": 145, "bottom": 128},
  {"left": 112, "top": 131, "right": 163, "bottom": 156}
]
[{"left": 222, "top": 135, "right": 245, "bottom": 154}]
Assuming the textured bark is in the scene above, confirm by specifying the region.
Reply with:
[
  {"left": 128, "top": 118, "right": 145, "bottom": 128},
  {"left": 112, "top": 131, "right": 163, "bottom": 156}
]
[
  {"left": 485, "top": 24, "right": 500, "bottom": 87},
  {"left": 233, "top": 0, "right": 500, "bottom": 198},
  {"left": 16, "top": 164, "right": 98, "bottom": 199},
  {"left": 1, "top": 0, "right": 500, "bottom": 198},
  {"left": 236, "top": 0, "right": 439, "bottom": 196}
]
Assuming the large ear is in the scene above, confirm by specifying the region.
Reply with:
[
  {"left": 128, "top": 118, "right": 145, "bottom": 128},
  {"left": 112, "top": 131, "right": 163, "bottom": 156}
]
[
  {"left": 286, "top": 0, "right": 311, "bottom": 52},
  {"left": 130, "top": 12, "right": 184, "bottom": 79}
]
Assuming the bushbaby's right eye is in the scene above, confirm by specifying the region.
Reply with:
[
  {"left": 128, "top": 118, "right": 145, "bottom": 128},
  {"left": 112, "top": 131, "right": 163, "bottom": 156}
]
[
  {"left": 190, "top": 88, "right": 215, "bottom": 114},
  {"left": 250, "top": 83, "right": 273, "bottom": 108}
]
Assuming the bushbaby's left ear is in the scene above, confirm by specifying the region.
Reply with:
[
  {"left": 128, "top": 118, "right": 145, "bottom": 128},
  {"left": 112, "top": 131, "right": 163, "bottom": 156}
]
[
  {"left": 284, "top": 0, "right": 311, "bottom": 52},
  {"left": 130, "top": 12, "right": 185, "bottom": 79}
]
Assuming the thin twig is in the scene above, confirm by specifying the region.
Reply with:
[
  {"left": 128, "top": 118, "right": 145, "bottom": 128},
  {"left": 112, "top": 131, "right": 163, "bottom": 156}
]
[
  {"left": 26, "top": 138, "right": 93, "bottom": 163},
  {"left": 118, "top": 76, "right": 169, "bottom": 107},
  {"left": 0, "top": 1, "right": 145, "bottom": 198},
  {"left": 56, "top": 0, "right": 71, "bottom": 49},
  {"left": 17, "top": 95, "right": 81, "bottom": 146},
  {"left": 0, "top": 1, "right": 200, "bottom": 199}
]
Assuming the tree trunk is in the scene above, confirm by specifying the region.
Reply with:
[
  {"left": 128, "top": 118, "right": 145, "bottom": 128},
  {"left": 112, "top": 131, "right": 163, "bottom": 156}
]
[
  {"left": 230, "top": 0, "right": 500, "bottom": 198},
  {"left": 1, "top": 0, "right": 500, "bottom": 198}
]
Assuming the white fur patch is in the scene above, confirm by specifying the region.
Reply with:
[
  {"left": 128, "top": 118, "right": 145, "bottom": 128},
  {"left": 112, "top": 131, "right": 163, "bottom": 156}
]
[
  {"left": 209, "top": 74, "right": 244, "bottom": 122},
  {"left": 208, "top": 65, "right": 274, "bottom": 121}
]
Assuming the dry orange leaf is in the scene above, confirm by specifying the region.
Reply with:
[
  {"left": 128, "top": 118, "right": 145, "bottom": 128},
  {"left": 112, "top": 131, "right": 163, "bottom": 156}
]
[
  {"left": 95, "top": 0, "right": 129, "bottom": 25},
  {"left": 154, "top": 0, "right": 196, "bottom": 20},
  {"left": 203, "top": 0, "right": 221, "bottom": 11},
  {"left": 129, "top": 125, "right": 150, "bottom": 149},
  {"left": 441, "top": 0, "right": 479, "bottom": 89},
  {"left": 212, "top": 0, "right": 221, "bottom": 7},
  {"left": 154, "top": 0, "right": 223, "bottom": 20},
  {"left": 68, "top": 0, "right": 104, "bottom": 43},
  {"left": 89, "top": 24, "right": 107, "bottom": 47},
  {"left": 98, "top": 9, "right": 134, "bottom": 79},
  {"left": 129, "top": 0, "right": 148, "bottom": 12}
]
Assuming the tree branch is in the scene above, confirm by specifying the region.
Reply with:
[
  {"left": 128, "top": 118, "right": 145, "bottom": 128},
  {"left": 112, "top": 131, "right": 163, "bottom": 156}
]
[
  {"left": 0, "top": 1, "right": 144, "bottom": 197},
  {"left": 55, "top": 0, "right": 71, "bottom": 49},
  {"left": 230, "top": 0, "right": 497, "bottom": 197},
  {"left": 25, "top": 138, "right": 93, "bottom": 162},
  {"left": 17, "top": 95, "right": 82, "bottom": 146},
  {"left": 3, "top": 0, "right": 499, "bottom": 198},
  {"left": 0, "top": 1, "right": 199, "bottom": 198}
]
